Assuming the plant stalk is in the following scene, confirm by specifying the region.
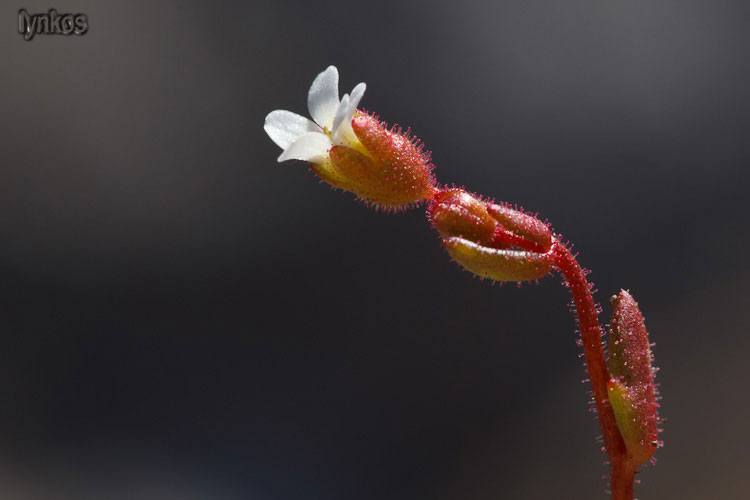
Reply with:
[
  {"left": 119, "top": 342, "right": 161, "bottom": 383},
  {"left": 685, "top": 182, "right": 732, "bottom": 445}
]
[{"left": 551, "top": 241, "right": 632, "bottom": 500}]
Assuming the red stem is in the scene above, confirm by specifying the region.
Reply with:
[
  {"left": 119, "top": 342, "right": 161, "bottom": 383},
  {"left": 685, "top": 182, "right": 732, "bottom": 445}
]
[{"left": 551, "top": 241, "right": 633, "bottom": 500}]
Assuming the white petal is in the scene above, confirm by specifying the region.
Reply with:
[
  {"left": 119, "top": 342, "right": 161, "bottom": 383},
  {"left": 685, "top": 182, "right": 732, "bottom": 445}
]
[
  {"left": 349, "top": 82, "right": 366, "bottom": 110},
  {"left": 307, "top": 66, "right": 340, "bottom": 129},
  {"left": 332, "top": 83, "right": 366, "bottom": 144},
  {"left": 264, "top": 110, "right": 321, "bottom": 150},
  {"left": 277, "top": 132, "right": 332, "bottom": 164},
  {"left": 331, "top": 93, "right": 351, "bottom": 139}
]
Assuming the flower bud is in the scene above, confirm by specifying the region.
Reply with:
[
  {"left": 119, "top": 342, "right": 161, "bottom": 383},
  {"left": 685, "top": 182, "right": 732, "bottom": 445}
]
[
  {"left": 430, "top": 189, "right": 555, "bottom": 282},
  {"left": 607, "top": 290, "right": 659, "bottom": 467}
]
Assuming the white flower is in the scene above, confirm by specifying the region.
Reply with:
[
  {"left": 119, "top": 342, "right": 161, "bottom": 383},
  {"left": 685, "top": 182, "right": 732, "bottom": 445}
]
[{"left": 264, "top": 66, "right": 366, "bottom": 164}]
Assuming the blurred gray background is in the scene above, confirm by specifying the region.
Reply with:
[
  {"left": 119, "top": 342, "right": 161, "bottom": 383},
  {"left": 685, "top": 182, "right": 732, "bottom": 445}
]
[{"left": 2, "top": 0, "right": 748, "bottom": 498}]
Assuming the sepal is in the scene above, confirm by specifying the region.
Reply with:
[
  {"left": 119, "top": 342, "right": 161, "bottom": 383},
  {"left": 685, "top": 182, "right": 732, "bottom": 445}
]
[
  {"left": 486, "top": 204, "right": 552, "bottom": 252},
  {"left": 442, "top": 237, "right": 555, "bottom": 282},
  {"left": 430, "top": 189, "right": 498, "bottom": 245}
]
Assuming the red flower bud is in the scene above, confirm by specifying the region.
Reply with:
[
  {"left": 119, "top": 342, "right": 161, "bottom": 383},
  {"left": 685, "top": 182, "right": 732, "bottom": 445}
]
[
  {"left": 607, "top": 290, "right": 660, "bottom": 467},
  {"left": 430, "top": 189, "right": 555, "bottom": 282}
]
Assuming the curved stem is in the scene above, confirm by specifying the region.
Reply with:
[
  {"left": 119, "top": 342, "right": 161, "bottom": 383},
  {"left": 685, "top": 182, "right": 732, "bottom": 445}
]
[{"left": 552, "top": 241, "right": 632, "bottom": 500}]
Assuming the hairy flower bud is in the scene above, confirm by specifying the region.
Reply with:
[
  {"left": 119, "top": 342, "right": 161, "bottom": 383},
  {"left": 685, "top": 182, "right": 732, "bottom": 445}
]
[
  {"left": 607, "top": 290, "right": 659, "bottom": 467},
  {"left": 430, "top": 189, "right": 555, "bottom": 282}
]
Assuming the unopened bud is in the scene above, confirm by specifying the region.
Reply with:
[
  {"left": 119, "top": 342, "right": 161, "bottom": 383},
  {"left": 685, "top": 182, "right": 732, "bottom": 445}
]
[
  {"left": 430, "top": 189, "right": 555, "bottom": 282},
  {"left": 607, "top": 290, "right": 659, "bottom": 467}
]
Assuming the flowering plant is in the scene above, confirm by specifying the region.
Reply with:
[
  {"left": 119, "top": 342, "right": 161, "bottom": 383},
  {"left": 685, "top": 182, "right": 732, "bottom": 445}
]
[{"left": 265, "top": 66, "right": 662, "bottom": 500}]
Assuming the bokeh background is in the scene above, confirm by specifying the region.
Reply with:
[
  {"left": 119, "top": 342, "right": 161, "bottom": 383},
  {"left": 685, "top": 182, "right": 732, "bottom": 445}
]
[{"left": 2, "top": 1, "right": 749, "bottom": 498}]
